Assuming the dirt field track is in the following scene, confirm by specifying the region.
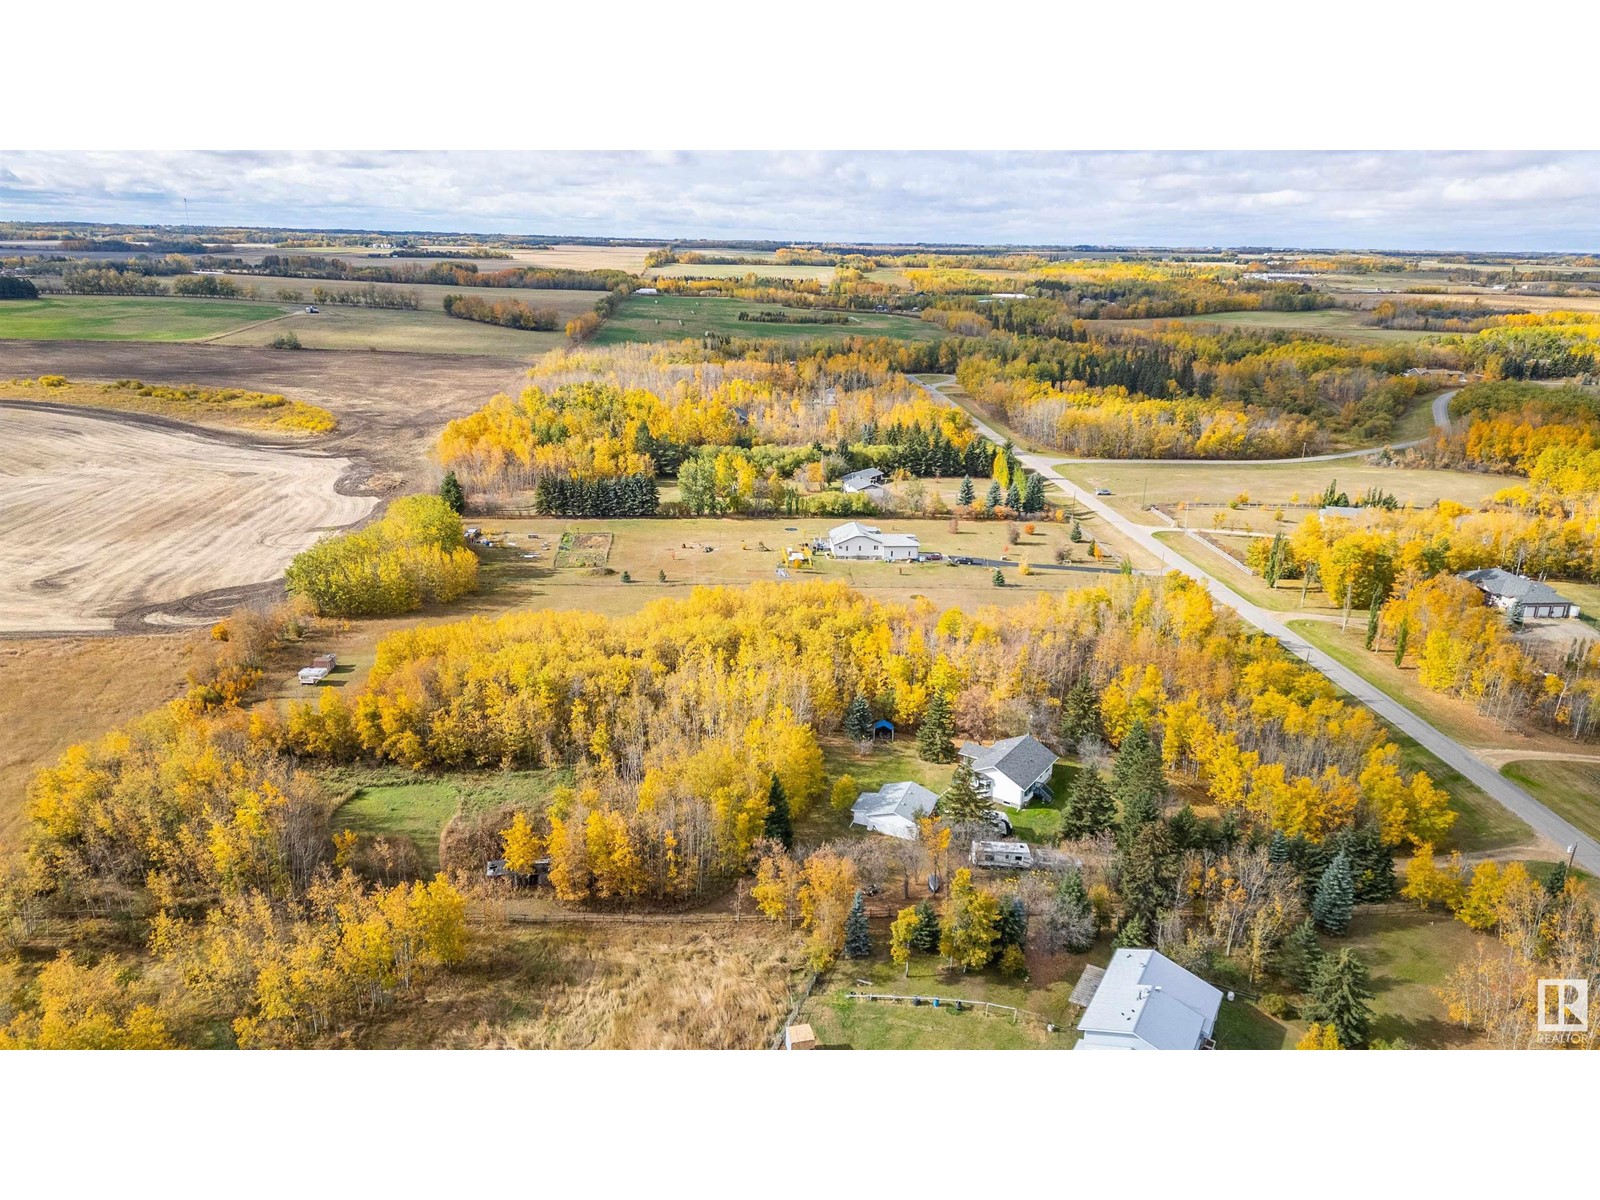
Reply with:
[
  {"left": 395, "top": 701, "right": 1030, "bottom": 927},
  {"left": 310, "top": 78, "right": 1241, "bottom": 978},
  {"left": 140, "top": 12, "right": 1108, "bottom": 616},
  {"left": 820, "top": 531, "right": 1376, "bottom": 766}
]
[{"left": 0, "top": 404, "right": 376, "bottom": 634}]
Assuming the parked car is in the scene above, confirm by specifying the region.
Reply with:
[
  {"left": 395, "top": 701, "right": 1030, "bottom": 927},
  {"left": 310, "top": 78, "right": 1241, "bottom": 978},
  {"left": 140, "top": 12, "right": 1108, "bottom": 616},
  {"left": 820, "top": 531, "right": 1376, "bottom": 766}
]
[
  {"left": 305, "top": 305, "right": 319, "bottom": 314},
  {"left": 947, "top": 555, "right": 975, "bottom": 566},
  {"left": 1094, "top": 487, "right": 1112, "bottom": 496},
  {"left": 920, "top": 551, "right": 944, "bottom": 561}
]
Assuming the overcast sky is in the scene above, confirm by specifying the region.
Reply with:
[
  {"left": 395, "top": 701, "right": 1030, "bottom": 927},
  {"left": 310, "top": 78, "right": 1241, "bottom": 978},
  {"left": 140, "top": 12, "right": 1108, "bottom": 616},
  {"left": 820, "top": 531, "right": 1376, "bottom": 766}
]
[{"left": 3, "top": 151, "right": 1597, "bottom": 251}]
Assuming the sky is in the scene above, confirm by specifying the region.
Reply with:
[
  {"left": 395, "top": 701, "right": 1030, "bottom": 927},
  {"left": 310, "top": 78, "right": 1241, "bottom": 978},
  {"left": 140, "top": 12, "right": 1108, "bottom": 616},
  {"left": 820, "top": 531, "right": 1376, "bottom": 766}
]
[{"left": 2, "top": 151, "right": 1598, "bottom": 252}]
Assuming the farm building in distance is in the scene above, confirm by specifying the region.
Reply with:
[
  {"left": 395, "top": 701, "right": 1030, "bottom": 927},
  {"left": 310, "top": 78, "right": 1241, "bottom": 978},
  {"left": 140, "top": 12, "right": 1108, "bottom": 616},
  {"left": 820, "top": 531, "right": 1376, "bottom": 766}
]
[
  {"left": 957, "top": 734, "right": 1058, "bottom": 807},
  {"left": 1075, "top": 948, "right": 1223, "bottom": 1051},
  {"left": 827, "top": 521, "right": 919, "bottom": 562},
  {"left": 1460, "top": 568, "right": 1579, "bottom": 619},
  {"left": 851, "top": 781, "right": 938, "bottom": 839}
]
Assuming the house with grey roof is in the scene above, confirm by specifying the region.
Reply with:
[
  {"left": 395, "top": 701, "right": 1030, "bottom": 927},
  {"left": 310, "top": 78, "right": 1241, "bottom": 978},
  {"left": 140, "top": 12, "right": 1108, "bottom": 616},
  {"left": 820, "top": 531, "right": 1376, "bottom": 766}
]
[
  {"left": 828, "top": 521, "right": 919, "bottom": 562},
  {"left": 1460, "top": 568, "right": 1579, "bottom": 620},
  {"left": 957, "top": 734, "right": 1058, "bottom": 808},
  {"left": 839, "top": 467, "right": 886, "bottom": 494},
  {"left": 850, "top": 780, "right": 938, "bottom": 840},
  {"left": 1075, "top": 948, "right": 1223, "bottom": 1051}
]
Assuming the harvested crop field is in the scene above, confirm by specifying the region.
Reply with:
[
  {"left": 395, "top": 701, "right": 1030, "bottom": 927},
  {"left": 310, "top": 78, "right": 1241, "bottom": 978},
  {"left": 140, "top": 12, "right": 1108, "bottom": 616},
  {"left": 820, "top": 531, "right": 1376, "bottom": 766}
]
[
  {"left": 0, "top": 341, "right": 528, "bottom": 493},
  {"left": 0, "top": 405, "right": 375, "bottom": 634}
]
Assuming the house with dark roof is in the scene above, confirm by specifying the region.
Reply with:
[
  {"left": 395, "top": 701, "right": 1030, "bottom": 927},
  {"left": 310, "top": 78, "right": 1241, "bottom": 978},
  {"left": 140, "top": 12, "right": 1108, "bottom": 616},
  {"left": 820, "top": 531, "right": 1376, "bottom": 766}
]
[
  {"left": 1075, "top": 948, "right": 1223, "bottom": 1051},
  {"left": 1460, "top": 568, "right": 1579, "bottom": 620},
  {"left": 957, "top": 734, "right": 1057, "bottom": 808}
]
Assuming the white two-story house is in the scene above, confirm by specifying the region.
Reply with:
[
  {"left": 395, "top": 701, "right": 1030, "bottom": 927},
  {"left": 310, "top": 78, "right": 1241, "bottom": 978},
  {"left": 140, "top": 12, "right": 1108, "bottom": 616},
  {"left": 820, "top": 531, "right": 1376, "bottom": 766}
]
[{"left": 957, "top": 734, "right": 1057, "bottom": 808}]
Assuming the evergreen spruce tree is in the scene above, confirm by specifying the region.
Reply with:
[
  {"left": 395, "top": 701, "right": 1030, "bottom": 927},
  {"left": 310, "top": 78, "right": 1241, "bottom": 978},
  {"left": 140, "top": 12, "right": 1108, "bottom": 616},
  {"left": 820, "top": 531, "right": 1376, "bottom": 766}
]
[
  {"left": 916, "top": 690, "right": 956, "bottom": 763},
  {"left": 1070, "top": 518, "right": 1083, "bottom": 543},
  {"left": 843, "top": 890, "right": 871, "bottom": 959},
  {"left": 1111, "top": 721, "right": 1167, "bottom": 839},
  {"left": 1005, "top": 481, "right": 1023, "bottom": 511},
  {"left": 1509, "top": 599, "right": 1525, "bottom": 631},
  {"left": 843, "top": 694, "right": 875, "bottom": 741},
  {"left": 1059, "top": 676, "right": 1105, "bottom": 748},
  {"left": 1280, "top": 918, "right": 1324, "bottom": 992},
  {"left": 763, "top": 774, "right": 793, "bottom": 850},
  {"left": 984, "top": 480, "right": 1003, "bottom": 510},
  {"left": 1060, "top": 768, "right": 1117, "bottom": 840},
  {"left": 1167, "top": 803, "right": 1201, "bottom": 850},
  {"left": 1544, "top": 860, "right": 1570, "bottom": 899},
  {"left": 1311, "top": 851, "right": 1356, "bottom": 935},
  {"left": 1309, "top": 949, "right": 1375, "bottom": 1049},
  {"left": 439, "top": 470, "right": 466, "bottom": 515},
  {"left": 1335, "top": 824, "right": 1396, "bottom": 904},
  {"left": 1268, "top": 828, "right": 1290, "bottom": 865},
  {"left": 957, "top": 475, "right": 975, "bottom": 507},
  {"left": 1113, "top": 912, "right": 1151, "bottom": 949},
  {"left": 1117, "top": 820, "right": 1176, "bottom": 935},
  {"left": 1022, "top": 473, "right": 1045, "bottom": 514},
  {"left": 992, "top": 568, "right": 1005, "bottom": 587},
  {"left": 940, "top": 758, "right": 990, "bottom": 825},
  {"left": 1365, "top": 601, "right": 1381, "bottom": 651},
  {"left": 911, "top": 900, "right": 942, "bottom": 953},
  {"left": 1393, "top": 617, "right": 1410, "bottom": 666},
  {"left": 996, "top": 894, "right": 1028, "bottom": 951}
]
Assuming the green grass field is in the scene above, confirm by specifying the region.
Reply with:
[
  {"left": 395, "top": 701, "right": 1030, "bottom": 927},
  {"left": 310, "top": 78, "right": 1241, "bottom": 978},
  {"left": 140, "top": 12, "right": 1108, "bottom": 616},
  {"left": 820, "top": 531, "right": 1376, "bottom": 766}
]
[
  {"left": 0, "top": 295, "right": 290, "bottom": 341},
  {"left": 594, "top": 294, "right": 944, "bottom": 346},
  {"left": 1121, "top": 307, "right": 1433, "bottom": 344},
  {"left": 1501, "top": 760, "right": 1600, "bottom": 844},
  {"left": 215, "top": 304, "right": 564, "bottom": 355},
  {"left": 206, "top": 272, "right": 609, "bottom": 317},
  {"left": 329, "top": 767, "right": 573, "bottom": 872},
  {"left": 797, "top": 934, "right": 1102, "bottom": 1049}
]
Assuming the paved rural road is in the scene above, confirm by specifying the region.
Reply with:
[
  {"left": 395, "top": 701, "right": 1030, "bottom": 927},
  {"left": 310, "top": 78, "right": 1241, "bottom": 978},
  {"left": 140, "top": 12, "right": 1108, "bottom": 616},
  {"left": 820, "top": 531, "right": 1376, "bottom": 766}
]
[{"left": 915, "top": 378, "right": 1600, "bottom": 872}]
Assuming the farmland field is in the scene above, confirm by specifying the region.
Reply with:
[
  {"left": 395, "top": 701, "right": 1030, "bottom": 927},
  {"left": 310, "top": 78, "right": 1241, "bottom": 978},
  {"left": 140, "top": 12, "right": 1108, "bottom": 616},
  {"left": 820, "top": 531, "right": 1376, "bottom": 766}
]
[
  {"left": 0, "top": 295, "right": 291, "bottom": 341},
  {"left": 647, "top": 262, "right": 836, "bottom": 283},
  {"left": 1056, "top": 458, "right": 1511, "bottom": 528},
  {"left": 213, "top": 304, "right": 566, "bottom": 355},
  {"left": 1125, "top": 308, "right": 1433, "bottom": 343},
  {"left": 0, "top": 404, "right": 374, "bottom": 634},
  {"left": 0, "top": 340, "right": 527, "bottom": 493},
  {"left": 202, "top": 272, "right": 610, "bottom": 317},
  {"left": 594, "top": 294, "right": 944, "bottom": 345}
]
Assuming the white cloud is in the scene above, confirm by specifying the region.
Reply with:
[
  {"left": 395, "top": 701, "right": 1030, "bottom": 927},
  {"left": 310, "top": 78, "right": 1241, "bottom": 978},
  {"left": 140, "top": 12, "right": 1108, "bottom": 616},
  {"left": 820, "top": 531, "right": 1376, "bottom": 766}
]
[{"left": 1, "top": 151, "right": 1597, "bottom": 250}]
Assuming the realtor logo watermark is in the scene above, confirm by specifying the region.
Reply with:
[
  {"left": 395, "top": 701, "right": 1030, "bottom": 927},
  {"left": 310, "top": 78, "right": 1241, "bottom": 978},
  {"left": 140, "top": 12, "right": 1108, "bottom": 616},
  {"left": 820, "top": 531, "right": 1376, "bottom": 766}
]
[{"left": 1537, "top": 979, "right": 1588, "bottom": 1033}]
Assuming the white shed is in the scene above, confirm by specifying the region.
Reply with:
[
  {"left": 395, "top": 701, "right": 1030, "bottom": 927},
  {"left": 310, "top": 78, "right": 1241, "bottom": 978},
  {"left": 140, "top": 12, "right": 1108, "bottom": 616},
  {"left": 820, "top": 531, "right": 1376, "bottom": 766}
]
[{"left": 851, "top": 781, "right": 938, "bottom": 840}]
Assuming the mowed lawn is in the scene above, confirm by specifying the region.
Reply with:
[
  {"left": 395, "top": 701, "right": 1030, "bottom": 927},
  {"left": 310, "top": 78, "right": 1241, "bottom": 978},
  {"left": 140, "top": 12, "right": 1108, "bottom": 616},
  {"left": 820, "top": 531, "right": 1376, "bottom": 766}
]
[
  {"left": 594, "top": 294, "right": 944, "bottom": 346},
  {"left": 1501, "top": 760, "right": 1600, "bottom": 844},
  {"left": 797, "top": 932, "right": 1106, "bottom": 1049},
  {"left": 461, "top": 515, "right": 1128, "bottom": 620},
  {"left": 0, "top": 295, "right": 290, "bottom": 341}
]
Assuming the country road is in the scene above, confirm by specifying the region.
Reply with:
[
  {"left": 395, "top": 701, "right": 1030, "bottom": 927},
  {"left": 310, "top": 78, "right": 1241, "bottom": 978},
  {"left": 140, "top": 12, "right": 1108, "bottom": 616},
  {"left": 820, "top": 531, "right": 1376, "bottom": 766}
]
[{"left": 911, "top": 376, "right": 1599, "bottom": 872}]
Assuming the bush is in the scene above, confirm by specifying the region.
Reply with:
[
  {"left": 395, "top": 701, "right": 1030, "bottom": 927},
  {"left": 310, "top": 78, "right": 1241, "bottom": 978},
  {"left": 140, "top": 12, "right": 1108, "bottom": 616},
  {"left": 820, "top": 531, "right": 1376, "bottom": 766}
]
[
  {"left": 1259, "top": 992, "right": 1293, "bottom": 1019},
  {"left": 269, "top": 332, "right": 302, "bottom": 350}
]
